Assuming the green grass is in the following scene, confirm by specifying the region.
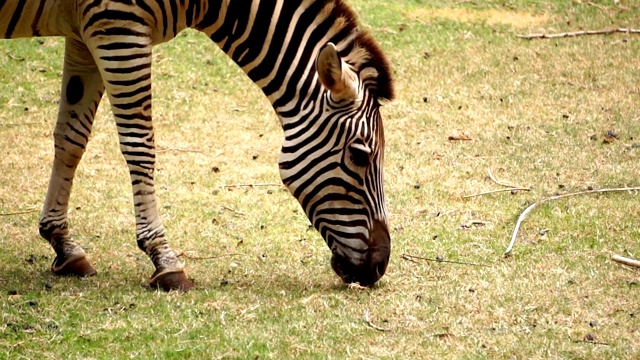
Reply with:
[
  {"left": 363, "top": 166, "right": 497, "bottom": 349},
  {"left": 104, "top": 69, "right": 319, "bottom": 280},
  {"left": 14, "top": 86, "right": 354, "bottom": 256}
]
[{"left": 1, "top": 1, "right": 640, "bottom": 358}]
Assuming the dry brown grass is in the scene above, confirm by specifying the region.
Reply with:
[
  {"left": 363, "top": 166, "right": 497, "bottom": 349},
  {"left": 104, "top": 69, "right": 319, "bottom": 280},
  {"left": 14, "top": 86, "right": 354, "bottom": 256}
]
[{"left": 1, "top": 1, "right": 640, "bottom": 358}]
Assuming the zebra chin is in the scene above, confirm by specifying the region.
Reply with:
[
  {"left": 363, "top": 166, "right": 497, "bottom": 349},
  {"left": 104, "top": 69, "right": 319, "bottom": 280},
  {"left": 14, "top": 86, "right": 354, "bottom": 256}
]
[{"left": 329, "top": 220, "right": 391, "bottom": 287}]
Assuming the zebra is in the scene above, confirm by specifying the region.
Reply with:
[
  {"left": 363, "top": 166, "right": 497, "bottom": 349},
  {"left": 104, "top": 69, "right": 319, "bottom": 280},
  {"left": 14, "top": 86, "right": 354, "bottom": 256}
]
[{"left": 1, "top": 0, "right": 395, "bottom": 291}]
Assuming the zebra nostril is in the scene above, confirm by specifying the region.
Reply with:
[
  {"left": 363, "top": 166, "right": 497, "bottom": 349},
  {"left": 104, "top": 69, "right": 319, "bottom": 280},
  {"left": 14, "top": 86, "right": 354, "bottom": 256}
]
[{"left": 375, "top": 258, "right": 387, "bottom": 279}]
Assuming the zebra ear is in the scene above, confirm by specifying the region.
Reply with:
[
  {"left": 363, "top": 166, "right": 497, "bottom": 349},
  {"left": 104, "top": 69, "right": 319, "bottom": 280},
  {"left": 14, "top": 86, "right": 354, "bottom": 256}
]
[{"left": 316, "top": 43, "right": 357, "bottom": 101}]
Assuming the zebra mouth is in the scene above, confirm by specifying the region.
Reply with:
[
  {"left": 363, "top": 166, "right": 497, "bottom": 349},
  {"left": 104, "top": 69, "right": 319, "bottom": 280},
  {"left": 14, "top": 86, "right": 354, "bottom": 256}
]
[{"left": 330, "top": 244, "right": 389, "bottom": 287}]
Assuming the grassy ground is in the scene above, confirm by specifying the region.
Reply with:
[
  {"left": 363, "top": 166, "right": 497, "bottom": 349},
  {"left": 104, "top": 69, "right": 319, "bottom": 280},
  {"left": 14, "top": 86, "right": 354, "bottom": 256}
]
[{"left": 1, "top": 0, "right": 639, "bottom": 358}]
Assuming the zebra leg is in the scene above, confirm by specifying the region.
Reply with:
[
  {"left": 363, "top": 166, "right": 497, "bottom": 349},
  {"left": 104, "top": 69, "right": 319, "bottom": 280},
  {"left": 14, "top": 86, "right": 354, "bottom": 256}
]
[
  {"left": 39, "top": 38, "right": 104, "bottom": 277},
  {"left": 88, "top": 39, "right": 192, "bottom": 292}
]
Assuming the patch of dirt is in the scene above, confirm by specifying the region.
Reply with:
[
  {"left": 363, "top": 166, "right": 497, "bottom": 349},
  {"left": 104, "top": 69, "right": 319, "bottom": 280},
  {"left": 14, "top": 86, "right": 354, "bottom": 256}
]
[{"left": 408, "top": 8, "right": 549, "bottom": 28}]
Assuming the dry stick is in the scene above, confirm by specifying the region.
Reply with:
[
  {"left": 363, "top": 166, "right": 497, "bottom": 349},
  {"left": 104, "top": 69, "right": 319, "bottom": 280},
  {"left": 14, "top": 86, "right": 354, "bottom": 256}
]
[
  {"left": 365, "top": 309, "right": 389, "bottom": 332},
  {"left": 463, "top": 169, "right": 530, "bottom": 198},
  {"left": 586, "top": 1, "right": 606, "bottom": 10},
  {"left": 504, "top": 187, "right": 640, "bottom": 256},
  {"left": 611, "top": 254, "right": 640, "bottom": 269},
  {"left": 221, "top": 205, "right": 245, "bottom": 216},
  {"left": 177, "top": 251, "right": 246, "bottom": 260},
  {"left": 517, "top": 28, "right": 640, "bottom": 40},
  {"left": 0, "top": 209, "right": 38, "bottom": 216},
  {"left": 0, "top": 122, "right": 40, "bottom": 126},
  {"left": 157, "top": 147, "right": 204, "bottom": 154},
  {"left": 488, "top": 168, "right": 528, "bottom": 189},
  {"left": 401, "top": 253, "right": 491, "bottom": 267},
  {"left": 571, "top": 339, "right": 610, "bottom": 346},
  {"left": 463, "top": 188, "right": 530, "bottom": 199},
  {"left": 221, "top": 183, "right": 283, "bottom": 188}
]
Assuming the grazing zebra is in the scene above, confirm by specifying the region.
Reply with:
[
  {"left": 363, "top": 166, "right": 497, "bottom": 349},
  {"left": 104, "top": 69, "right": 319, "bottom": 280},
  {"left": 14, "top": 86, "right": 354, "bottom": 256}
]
[{"left": 1, "top": 0, "right": 394, "bottom": 291}]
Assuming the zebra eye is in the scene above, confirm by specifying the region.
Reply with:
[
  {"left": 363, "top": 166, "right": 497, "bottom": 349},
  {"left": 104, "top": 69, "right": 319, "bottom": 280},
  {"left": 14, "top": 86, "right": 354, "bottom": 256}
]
[{"left": 348, "top": 143, "right": 371, "bottom": 168}]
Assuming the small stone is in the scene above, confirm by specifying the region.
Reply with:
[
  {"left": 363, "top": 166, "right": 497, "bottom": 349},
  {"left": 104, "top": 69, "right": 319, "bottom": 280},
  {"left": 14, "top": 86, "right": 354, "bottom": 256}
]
[
  {"left": 589, "top": 320, "right": 597, "bottom": 328},
  {"left": 252, "top": 154, "right": 259, "bottom": 160},
  {"left": 211, "top": 189, "right": 219, "bottom": 195},
  {"left": 267, "top": 190, "right": 273, "bottom": 195},
  {"left": 436, "top": 254, "right": 444, "bottom": 262},
  {"left": 413, "top": 184, "right": 421, "bottom": 189},
  {"left": 211, "top": 166, "right": 220, "bottom": 173}
]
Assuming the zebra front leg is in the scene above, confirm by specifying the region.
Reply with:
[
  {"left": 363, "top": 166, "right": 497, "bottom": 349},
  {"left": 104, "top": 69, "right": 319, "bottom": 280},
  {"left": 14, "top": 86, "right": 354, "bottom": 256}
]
[
  {"left": 89, "top": 39, "right": 192, "bottom": 292},
  {"left": 39, "top": 39, "right": 104, "bottom": 277}
]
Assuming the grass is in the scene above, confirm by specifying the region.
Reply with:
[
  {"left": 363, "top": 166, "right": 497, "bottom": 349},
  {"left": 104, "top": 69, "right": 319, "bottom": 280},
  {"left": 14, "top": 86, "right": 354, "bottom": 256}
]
[{"left": 1, "top": 0, "right": 639, "bottom": 358}]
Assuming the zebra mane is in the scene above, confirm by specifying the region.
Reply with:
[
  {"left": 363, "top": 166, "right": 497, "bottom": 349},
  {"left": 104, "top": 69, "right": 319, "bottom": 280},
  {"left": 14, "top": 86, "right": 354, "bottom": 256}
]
[{"left": 330, "top": 0, "right": 395, "bottom": 102}]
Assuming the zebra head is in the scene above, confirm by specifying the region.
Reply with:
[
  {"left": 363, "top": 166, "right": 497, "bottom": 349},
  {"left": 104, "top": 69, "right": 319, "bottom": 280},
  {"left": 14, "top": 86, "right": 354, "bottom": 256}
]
[{"left": 278, "top": 41, "right": 394, "bottom": 286}]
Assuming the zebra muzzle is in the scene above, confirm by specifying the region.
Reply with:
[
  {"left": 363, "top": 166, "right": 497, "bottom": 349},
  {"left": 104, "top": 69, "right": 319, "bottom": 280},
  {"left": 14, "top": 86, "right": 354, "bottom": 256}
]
[{"left": 330, "top": 220, "right": 391, "bottom": 286}]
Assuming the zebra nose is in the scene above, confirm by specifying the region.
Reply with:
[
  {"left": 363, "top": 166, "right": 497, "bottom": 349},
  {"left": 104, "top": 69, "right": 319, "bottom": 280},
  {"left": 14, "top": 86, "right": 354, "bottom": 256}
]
[{"left": 330, "top": 220, "right": 391, "bottom": 286}]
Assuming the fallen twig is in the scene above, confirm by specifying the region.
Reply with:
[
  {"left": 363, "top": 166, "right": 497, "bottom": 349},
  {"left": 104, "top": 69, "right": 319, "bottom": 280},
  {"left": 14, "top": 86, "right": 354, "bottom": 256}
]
[
  {"left": 463, "top": 169, "right": 530, "bottom": 198},
  {"left": 488, "top": 168, "right": 528, "bottom": 189},
  {"left": 505, "top": 187, "right": 640, "bottom": 256},
  {"left": 427, "top": 332, "right": 455, "bottom": 339},
  {"left": 611, "top": 254, "right": 640, "bottom": 269},
  {"left": 365, "top": 309, "right": 389, "bottom": 332},
  {"left": 0, "top": 122, "right": 41, "bottom": 126},
  {"left": 448, "top": 134, "right": 472, "bottom": 141},
  {"left": 586, "top": 1, "right": 606, "bottom": 10},
  {"left": 463, "top": 188, "right": 530, "bottom": 199},
  {"left": 176, "top": 251, "right": 246, "bottom": 260},
  {"left": 517, "top": 28, "right": 640, "bottom": 40},
  {"left": 571, "top": 338, "right": 610, "bottom": 346},
  {"left": 157, "top": 147, "right": 204, "bottom": 154},
  {"left": 221, "top": 205, "right": 245, "bottom": 216},
  {"left": 0, "top": 209, "right": 38, "bottom": 216},
  {"left": 221, "top": 183, "right": 283, "bottom": 188},
  {"left": 461, "top": 219, "right": 491, "bottom": 228},
  {"left": 401, "top": 253, "right": 491, "bottom": 267}
]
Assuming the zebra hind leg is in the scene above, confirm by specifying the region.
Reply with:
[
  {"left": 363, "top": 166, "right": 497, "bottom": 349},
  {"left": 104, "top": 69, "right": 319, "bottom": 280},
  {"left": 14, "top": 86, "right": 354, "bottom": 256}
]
[{"left": 39, "top": 38, "right": 105, "bottom": 278}]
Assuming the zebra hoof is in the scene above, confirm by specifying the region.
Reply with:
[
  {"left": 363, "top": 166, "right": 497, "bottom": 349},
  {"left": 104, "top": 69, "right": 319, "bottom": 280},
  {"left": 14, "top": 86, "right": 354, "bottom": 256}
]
[
  {"left": 149, "top": 271, "right": 193, "bottom": 292},
  {"left": 51, "top": 256, "right": 97, "bottom": 277}
]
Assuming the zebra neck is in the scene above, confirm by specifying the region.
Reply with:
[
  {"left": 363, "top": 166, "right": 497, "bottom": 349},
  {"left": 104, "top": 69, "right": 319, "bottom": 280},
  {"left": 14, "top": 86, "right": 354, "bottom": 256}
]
[{"left": 196, "top": 0, "right": 355, "bottom": 124}]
